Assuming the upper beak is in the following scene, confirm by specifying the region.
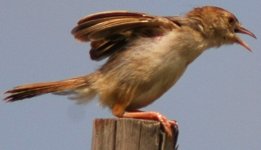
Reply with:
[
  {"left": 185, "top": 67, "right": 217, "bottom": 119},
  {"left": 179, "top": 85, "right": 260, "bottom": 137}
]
[{"left": 235, "top": 25, "right": 256, "bottom": 52}]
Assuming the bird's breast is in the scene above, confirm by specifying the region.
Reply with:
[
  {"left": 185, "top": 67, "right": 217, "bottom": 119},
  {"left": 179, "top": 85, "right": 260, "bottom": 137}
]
[{"left": 126, "top": 32, "right": 193, "bottom": 110}]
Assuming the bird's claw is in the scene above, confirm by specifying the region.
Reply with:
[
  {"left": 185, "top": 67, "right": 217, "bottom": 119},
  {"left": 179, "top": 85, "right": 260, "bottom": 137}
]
[
  {"left": 121, "top": 111, "right": 178, "bottom": 137},
  {"left": 153, "top": 112, "right": 178, "bottom": 137}
]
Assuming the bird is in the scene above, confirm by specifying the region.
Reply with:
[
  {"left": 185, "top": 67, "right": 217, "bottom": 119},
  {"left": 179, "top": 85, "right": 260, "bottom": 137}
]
[{"left": 4, "top": 6, "right": 256, "bottom": 136}]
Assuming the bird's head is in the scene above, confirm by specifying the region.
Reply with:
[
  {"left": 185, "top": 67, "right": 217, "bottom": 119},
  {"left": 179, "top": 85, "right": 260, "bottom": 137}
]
[{"left": 186, "top": 6, "right": 256, "bottom": 51}]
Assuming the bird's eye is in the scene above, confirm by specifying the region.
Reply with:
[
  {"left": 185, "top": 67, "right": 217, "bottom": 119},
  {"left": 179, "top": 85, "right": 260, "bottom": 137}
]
[{"left": 228, "top": 16, "right": 236, "bottom": 24}]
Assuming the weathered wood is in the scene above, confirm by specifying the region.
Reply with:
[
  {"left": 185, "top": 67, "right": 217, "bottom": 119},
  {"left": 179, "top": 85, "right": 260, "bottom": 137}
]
[{"left": 91, "top": 118, "right": 179, "bottom": 150}]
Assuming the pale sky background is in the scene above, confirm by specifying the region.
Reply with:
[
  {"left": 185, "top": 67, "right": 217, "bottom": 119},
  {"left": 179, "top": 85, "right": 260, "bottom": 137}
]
[{"left": 1, "top": 1, "right": 261, "bottom": 150}]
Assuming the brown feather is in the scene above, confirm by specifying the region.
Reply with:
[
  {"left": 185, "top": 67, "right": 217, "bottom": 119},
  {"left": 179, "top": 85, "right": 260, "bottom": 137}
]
[
  {"left": 77, "top": 11, "right": 148, "bottom": 24},
  {"left": 90, "top": 37, "right": 128, "bottom": 60},
  {"left": 4, "top": 76, "right": 88, "bottom": 102},
  {"left": 71, "top": 11, "right": 178, "bottom": 61}
]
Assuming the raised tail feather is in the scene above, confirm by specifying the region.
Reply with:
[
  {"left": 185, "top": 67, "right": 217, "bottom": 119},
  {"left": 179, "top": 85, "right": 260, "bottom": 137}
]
[{"left": 4, "top": 76, "right": 92, "bottom": 102}]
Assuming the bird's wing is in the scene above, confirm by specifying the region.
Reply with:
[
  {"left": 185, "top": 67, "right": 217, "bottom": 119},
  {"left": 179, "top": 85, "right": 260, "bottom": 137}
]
[{"left": 71, "top": 11, "right": 179, "bottom": 61}]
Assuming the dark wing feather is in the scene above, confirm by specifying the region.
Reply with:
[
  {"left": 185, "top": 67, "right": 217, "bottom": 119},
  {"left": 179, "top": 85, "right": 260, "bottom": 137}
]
[
  {"left": 71, "top": 11, "right": 178, "bottom": 61},
  {"left": 89, "top": 34, "right": 128, "bottom": 60}
]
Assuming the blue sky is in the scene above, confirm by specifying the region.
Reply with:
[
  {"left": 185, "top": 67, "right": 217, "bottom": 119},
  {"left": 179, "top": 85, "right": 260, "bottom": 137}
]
[{"left": 1, "top": 1, "right": 261, "bottom": 150}]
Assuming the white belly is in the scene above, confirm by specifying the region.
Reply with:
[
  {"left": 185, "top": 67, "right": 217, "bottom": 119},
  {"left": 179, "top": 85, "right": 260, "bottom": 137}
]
[{"left": 127, "top": 56, "right": 188, "bottom": 110}]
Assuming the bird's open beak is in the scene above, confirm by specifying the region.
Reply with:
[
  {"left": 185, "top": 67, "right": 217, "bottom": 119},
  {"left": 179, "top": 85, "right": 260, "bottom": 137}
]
[{"left": 235, "top": 25, "right": 256, "bottom": 52}]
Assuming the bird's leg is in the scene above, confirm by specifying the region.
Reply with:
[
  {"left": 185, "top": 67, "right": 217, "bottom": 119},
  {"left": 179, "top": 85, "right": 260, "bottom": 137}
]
[{"left": 121, "top": 110, "right": 177, "bottom": 137}]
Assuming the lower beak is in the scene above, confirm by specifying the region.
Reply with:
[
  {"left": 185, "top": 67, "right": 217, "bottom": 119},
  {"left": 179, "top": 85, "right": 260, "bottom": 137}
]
[{"left": 235, "top": 26, "right": 256, "bottom": 52}]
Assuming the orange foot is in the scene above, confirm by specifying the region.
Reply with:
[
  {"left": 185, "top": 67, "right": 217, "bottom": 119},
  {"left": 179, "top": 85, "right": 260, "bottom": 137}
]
[{"left": 121, "top": 110, "right": 178, "bottom": 137}]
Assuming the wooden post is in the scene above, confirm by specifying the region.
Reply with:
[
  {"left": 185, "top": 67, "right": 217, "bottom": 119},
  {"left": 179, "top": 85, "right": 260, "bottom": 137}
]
[{"left": 91, "top": 118, "right": 179, "bottom": 150}]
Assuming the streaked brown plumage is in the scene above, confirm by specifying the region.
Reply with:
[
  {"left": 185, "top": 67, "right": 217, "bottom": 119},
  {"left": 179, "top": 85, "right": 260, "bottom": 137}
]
[{"left": 4, "top": 6, "right": 256, "bottom": 136}]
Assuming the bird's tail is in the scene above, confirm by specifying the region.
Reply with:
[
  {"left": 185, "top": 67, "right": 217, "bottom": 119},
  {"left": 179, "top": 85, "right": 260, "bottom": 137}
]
[{"left": 4, "top": 74, "right": 97, "bottom": 103}]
